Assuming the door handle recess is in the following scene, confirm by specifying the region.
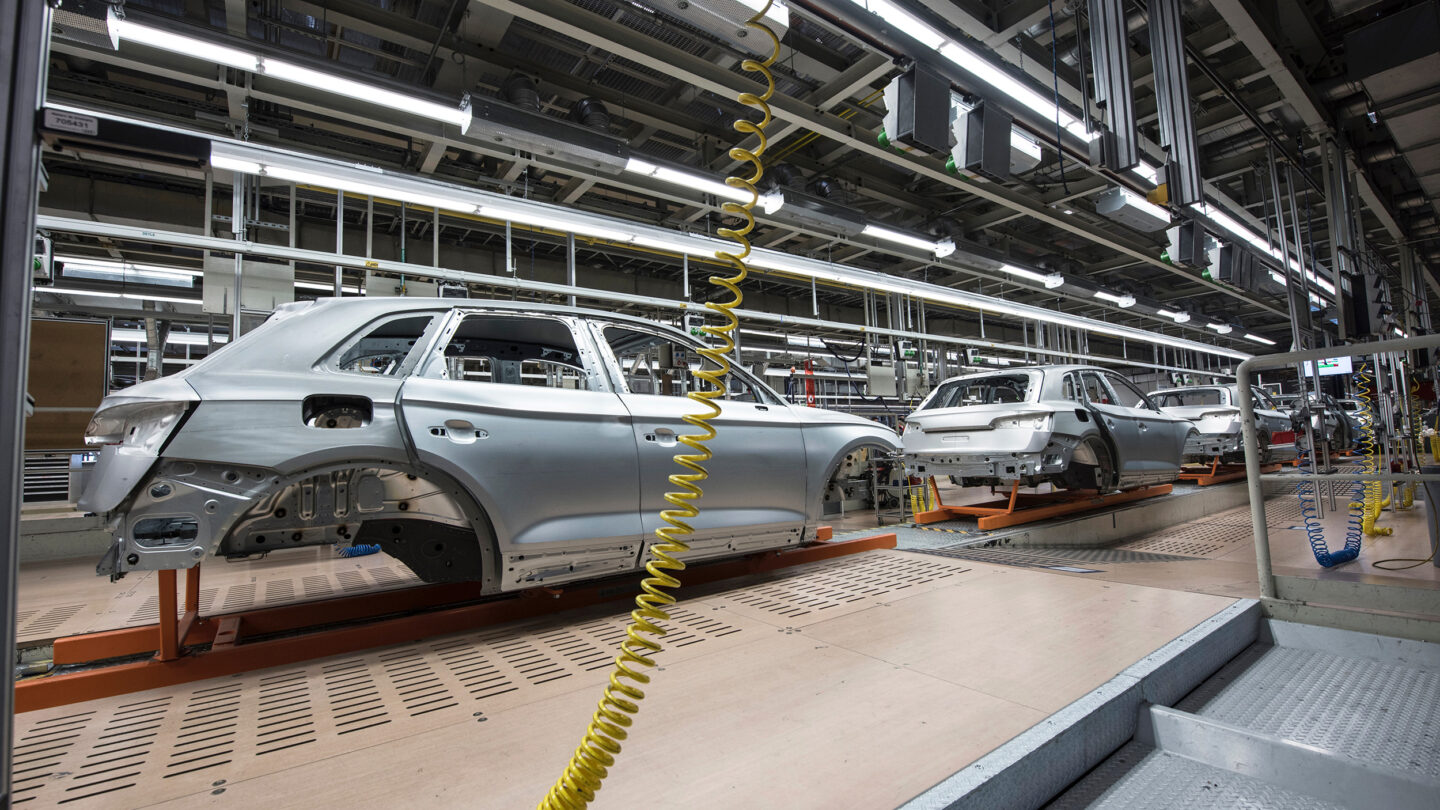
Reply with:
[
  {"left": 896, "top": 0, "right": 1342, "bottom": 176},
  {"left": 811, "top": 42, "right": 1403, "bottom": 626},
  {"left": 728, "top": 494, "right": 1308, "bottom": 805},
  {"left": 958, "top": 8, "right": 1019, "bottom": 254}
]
[
  {"left": 644, "top": 428, "right": 678, "bottom": 447},
  {"left": 430, "top": 419, "right": 487, "bottom": 444}
]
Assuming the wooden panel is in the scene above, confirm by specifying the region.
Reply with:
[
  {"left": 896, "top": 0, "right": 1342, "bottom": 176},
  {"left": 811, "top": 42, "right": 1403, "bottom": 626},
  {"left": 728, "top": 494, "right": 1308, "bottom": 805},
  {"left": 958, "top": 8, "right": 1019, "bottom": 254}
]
[
  {"left": 24, "top": 317, "right": 107, "bottom": 450},
  {"left": 12, "top": 551, "right": 1238, "bottom": 809}
]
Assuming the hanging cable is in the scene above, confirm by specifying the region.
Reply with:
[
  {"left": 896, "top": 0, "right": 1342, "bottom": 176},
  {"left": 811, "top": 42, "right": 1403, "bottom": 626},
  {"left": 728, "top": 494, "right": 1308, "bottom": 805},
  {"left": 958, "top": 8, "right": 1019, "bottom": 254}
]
[
  {"left": 535, "top": 6, "right": 778, "bottom": 808},
  {"left": 1047, "top": 0, "right": 1070, "bottom": 195}
]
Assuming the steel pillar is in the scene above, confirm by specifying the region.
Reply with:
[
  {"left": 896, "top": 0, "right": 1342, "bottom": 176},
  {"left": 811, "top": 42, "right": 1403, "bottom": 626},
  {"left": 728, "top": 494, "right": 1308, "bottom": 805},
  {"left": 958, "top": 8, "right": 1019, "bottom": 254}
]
[
  {"left": 1, "top": 0, "right": 49, "bottom": 802},
  {"left": 1086, "top": 0, "right": 1138, "bottom": 170},
  {"left": 1148, "top": 0, "right": 1201, "bottom": 205}
]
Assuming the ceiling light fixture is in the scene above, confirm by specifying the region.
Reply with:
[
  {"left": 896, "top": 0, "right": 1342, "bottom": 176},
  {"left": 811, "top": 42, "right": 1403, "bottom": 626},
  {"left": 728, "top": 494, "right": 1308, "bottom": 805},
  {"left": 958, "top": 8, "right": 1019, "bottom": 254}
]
[
  {"left": 624, "top": 157, "right": 749, "bottom": 203},
  {"left": 113, "top": 19, "right": 258, "bottom": 70},
  {"left": 1156, "top": 308, "right": 1191, "bottom": 323},
  {"left": 204, "top": 138, "right": 1250, "bottom": 361},
  {"left": 116, "top": 20, "right": 472, "bottom": 132},
  {"left": 1206, "top": 322, "right": 1234, "bottom": 334},
  {"left": 37, "top": 287, "right": 201, "bottom": 305},
  {"left": 1244, "top": 333, "right": 1276, "bottom": 346},
  {"left": 999, "top": 263, "right": 1064, "bottom": 289},
  {"left": 1093, "top": 290, "right": 1136, "bottom": 308},
  {"left": 844, "top": 0, "right": 1089, "bottom": 141},
  {"left": 861, "top": 223, "right": 946, "bottom": 255}
]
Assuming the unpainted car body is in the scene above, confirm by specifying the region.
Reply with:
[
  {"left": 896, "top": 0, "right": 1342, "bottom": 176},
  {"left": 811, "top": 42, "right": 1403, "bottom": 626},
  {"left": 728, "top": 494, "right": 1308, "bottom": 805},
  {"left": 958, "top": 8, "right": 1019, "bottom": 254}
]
[
  {"left": 1274, "top": 392, "right": 1355, "bottom": 452},
  {"left": 79, "top": 298, "right": 898, "bottom": 592},
  {"left": 901, "top": 365, "right": 1197, "bottom": 492},
  {"left": 1151, "top": 385, "right": 1298, "bottom": 464}
]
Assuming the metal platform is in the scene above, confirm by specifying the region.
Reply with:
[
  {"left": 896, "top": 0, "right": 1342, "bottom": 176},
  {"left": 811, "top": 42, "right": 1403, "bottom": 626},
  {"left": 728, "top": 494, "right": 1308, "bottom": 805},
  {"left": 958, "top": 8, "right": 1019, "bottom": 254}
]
[
  {"left": 1178, "top": 460, "right": 1282, "bottom": 486},
  {"left": 1048, "top": 621, "right": 1440, "bottom": 810}
]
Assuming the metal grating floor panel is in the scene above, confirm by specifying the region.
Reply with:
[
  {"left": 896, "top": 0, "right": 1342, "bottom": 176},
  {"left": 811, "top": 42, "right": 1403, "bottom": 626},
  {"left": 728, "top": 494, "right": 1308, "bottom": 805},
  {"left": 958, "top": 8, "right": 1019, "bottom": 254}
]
[
  {"left": 913, "top": 546, "right": 1196, "bottom": 569},
  {"left": 1047, "top": 740, "right": 1347, "bottom": 809},
  {"left": 1175, "top": 644, "right": 1440, "bottom": 779},
  {"left": 1116, "top": 522, "right": 1255, "bottom": 558}
]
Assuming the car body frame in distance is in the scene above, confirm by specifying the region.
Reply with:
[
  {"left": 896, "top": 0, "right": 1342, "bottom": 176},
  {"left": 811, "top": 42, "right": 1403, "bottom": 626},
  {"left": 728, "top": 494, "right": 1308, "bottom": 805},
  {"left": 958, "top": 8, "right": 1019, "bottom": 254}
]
[
  {"left": 1151, "top": 384, "right": 1298, "bottom": 464},
  {"left": 901, "top": 365, "right": 1197, "bottom": 492}
]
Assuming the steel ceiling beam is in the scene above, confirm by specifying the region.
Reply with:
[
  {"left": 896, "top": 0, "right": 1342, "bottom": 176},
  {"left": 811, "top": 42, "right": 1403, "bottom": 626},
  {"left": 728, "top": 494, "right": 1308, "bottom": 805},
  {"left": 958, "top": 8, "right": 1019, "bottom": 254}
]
[
  {"left": 480, "top": 0, "right": 1286, "bottom": 318},
  {"left": 1206, "top": 0, "right": 1406, "bottom": 245}
]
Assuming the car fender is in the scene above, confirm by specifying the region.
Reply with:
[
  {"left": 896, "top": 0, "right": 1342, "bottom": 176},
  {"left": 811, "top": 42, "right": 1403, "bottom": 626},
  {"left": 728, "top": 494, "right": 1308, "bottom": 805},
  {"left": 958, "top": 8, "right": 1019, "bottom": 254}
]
[{"left": 801, "top": 424, "right": 899, "bottom": 523}]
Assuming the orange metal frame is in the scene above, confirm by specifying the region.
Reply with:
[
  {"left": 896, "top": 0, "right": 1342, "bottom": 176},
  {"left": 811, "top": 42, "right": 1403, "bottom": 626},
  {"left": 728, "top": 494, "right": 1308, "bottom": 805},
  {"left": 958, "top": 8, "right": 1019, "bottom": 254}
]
[
  {"left": 913, "top": 480, "right": 1172, "bottom": 530},
  {"left": 18, "top": 527, "right": 889, "bottom": 713},
  {"left": 1178, "top": 458, "right": 1282, "bottom": 486}
]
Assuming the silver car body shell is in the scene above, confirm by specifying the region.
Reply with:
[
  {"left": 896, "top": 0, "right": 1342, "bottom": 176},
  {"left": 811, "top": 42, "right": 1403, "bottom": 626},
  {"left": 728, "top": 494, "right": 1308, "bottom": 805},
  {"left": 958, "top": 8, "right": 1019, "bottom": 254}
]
[
  {"left": 901, "top": 365, "right": 1197, "bottom": 491},
  {"left": 1152, "top": 385, "right": 1298, "bottom": 463},
  {"left": 79, "top": 298, "right": 898, "bottom": 592}
]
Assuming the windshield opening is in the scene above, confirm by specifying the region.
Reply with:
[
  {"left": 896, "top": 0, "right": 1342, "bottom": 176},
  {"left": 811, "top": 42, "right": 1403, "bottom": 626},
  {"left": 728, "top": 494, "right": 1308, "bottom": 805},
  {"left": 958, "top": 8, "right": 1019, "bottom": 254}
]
[
  {"left": 922, "top": 373, "right": 1034, "bottom": 410},
  {"left": 1152, "top": 388, "right": 1225, "bottom": 408}
]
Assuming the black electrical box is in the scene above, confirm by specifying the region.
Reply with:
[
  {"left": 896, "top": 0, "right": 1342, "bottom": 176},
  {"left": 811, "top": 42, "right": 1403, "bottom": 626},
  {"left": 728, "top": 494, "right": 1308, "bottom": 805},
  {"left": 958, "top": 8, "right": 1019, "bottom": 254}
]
[
  {"left": 892, "top": 63, "right": 951, "bottom": 155},
  {"left": 1174, "top": 220, "right": 1206, "bottom": 266},
  {"left": 959, "top": 101, "right": 1014, "bottom": 181}
]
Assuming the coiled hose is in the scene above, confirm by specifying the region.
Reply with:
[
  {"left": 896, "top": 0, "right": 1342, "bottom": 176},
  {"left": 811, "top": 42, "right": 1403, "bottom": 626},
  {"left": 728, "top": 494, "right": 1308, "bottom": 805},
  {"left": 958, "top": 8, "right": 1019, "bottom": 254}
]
[
  {"left": 1296, "top": 369, "right": 1380, "bottom": 567},
  {"left": 1351, "top": 367, "right": 1392, "bottom": 537},
  {"left": 1296, "top": 477, "right": 1361, "bottom": 568},
  {"left": 536, "top": 8, "right": 778, "bottom": 809}
]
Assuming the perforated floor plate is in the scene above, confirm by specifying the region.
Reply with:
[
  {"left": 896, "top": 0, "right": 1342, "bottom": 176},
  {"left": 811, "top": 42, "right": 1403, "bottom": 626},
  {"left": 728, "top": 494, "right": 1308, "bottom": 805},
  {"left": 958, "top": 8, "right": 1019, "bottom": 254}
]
[
  {"left": 15, "top": 552, "right": 422, "bottom": 644},
  {"left": 708, "top": 552, "right": 970, "bottom": 626},
  {"left": 9, "top": 601, "right": 754, "bottom": 808},
  {"left": 913, "top": 546, "right": 1197, "bottom": 568},
  {"left": 1116, "top": 522, "right": 1256, "bottom": 558}
]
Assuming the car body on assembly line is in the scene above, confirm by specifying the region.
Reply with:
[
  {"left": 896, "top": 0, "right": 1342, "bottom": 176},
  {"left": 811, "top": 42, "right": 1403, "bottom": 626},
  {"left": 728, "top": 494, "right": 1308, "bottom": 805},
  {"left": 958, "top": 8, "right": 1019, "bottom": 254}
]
[
  {"left": 1150, "top": 384, "right": 1298, "bottom": 464},
  {"left": 78, "top": 298, "right": 898, "bottom": 592},
  {"left": 1274, "top": 392, "right": 1355, "bottom": 452},
  {"left": 901, "top": 365, "right": 1198, "bottom": 492}
]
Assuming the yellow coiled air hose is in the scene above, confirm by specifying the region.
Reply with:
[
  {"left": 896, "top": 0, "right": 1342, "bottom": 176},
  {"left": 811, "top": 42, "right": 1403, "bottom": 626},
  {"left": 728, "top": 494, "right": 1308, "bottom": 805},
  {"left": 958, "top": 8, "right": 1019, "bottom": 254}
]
[
  {"left": 536, "top": 8, "right": 778, "bottom": 809},
  {"left": 1350, "top": 368, "right": 1392, "bottom": 536},
  {"left": 1399, "top": 376, "right": 1421, "bottom": 509}
]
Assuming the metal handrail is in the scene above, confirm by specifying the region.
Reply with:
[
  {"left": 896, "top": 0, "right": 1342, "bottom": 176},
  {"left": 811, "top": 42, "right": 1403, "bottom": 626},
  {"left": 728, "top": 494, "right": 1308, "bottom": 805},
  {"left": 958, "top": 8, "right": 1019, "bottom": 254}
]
[{"left": 1236, "top": 333, "right": 1440, "bottom": 599}]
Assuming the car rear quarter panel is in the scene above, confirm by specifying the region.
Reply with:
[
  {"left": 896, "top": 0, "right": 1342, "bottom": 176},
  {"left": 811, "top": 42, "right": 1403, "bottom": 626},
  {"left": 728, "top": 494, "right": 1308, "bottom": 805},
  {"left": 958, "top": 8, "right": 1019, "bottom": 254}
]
[{"left": 164, "top": 370, "right": 413, "bottom": 473}]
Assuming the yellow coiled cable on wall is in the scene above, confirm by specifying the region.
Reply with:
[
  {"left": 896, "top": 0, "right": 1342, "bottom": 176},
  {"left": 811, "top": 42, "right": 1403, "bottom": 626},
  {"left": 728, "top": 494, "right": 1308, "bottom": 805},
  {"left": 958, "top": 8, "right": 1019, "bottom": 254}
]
[
  {"left": 536, "top": 7, "right": 778, "bottom": 809},
  {"left": 1350, "top": 368, "right": 1392, "bottom": 536}
]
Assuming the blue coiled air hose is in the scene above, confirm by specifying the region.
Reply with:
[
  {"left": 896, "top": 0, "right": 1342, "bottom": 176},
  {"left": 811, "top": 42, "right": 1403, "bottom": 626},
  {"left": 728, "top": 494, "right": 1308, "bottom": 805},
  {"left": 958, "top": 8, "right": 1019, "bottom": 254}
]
[{"left": 1294, "top": 369, "right": 1370, "bottom": 567}]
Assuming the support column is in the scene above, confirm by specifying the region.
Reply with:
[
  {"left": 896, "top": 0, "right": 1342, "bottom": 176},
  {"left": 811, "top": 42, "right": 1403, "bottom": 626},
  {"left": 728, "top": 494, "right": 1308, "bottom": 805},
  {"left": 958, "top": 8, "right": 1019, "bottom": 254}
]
[
  {"left": 1086, "top": 0, "right": 1138, "bottom": 169},
  {"left": 231, "top": 179, "right": 245, "bottom": 338},
  {"left": 0, "top": 0, "right": 48, "bottom": 801},
  {"left": 1149, "top": 0, "right": 1201, "bottom": 204},
  {"left": 334, "top": 190, "right": 344, "bottom": 297}
]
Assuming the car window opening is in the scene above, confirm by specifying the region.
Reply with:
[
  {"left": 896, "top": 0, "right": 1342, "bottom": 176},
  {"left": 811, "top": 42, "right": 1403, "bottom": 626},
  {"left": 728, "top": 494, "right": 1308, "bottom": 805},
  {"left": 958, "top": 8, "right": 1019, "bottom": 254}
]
[
  {"left": 602, "top": 326, "right": 761, "bottom": 403},
  {"left": 1153, "top": 388, "right": 1225, "bottom": 408},
  {"left": 438, "top": 315, "right": 589, "bottom": 390},
  {"left": 338, "top": 314, "right": 436, "bottom": 376},
  {"left": 922, "top": 373, "right": 1034, "bottom": 410}
]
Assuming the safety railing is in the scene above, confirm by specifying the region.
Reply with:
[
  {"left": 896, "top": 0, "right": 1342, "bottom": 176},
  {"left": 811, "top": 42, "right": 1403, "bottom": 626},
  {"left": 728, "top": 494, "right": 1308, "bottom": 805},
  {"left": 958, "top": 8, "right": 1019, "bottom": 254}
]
[{"left": 1236, "top": 334, "right": 1440, "bottom": 643}]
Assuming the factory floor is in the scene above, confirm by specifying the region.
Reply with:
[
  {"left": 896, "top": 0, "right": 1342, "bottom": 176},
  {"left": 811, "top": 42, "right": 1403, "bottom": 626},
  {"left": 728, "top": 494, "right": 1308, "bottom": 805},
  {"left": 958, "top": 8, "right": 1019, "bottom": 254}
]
[
  {"left": 11, "top": 549, "right": 1238, "bottom": 809},
  {"left": 11, "top": 476, "right": 1439, "bottom": 808}
]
